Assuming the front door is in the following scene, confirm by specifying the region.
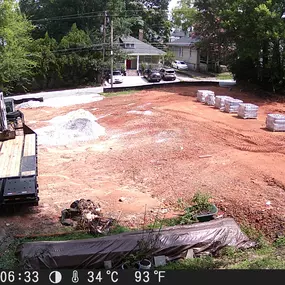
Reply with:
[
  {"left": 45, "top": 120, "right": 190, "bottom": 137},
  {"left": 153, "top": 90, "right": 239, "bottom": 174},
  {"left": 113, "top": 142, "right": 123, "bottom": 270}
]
[{"left": 126, "top": 59, "right": 132, "bottom": 69}]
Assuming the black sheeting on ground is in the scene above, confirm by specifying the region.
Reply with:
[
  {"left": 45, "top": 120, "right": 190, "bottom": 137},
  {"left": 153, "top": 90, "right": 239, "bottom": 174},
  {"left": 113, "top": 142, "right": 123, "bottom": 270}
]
[{"left": 16, "top": 218, "right": 256, "bottom": 269}]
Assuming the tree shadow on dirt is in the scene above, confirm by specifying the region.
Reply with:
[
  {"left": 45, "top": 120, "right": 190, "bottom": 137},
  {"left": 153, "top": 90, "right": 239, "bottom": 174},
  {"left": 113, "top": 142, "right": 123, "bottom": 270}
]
[{"left": 0, "top": 204, "right": 40, "bottom": 218}]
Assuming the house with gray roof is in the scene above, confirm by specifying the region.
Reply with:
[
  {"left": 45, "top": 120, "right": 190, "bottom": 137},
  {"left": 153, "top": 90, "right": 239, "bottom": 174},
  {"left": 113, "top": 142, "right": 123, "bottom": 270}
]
[
  {"left": 119, "top": 36, "right": 166, "bottom": 72},
  {"left": 169, "top": 29, "right": 187, "bottom": 42},
  {"left": 167, "top": 36, "right": 208, "bottom": 72}
]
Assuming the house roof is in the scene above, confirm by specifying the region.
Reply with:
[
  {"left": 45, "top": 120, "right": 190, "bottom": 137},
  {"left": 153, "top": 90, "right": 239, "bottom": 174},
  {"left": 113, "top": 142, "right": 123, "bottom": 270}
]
[
  {"left": 171, "top": 29, "right": 186, "bottom": 38},
  {"left": 119, "top": 36, "right": 166, "bottom": 56},
  {"left": 167, "top": 36, "right": 200, "bottom": 47}
]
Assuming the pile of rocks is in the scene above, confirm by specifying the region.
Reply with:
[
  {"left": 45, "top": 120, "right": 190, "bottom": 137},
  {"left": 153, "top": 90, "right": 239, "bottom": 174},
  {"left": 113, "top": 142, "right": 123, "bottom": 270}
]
[
  {"left": 61, "top": 199, "right": 114, "bottom": 234},
  {"left": 224, "top": 98, "right": 244, "bottom": 113},
  {"left": 197, "top": 90, "right": 215, "bottom": 103},
  {"left": 215, "top": 96, "right": 233, "bottom": 111},
  {"left": 237, "top": 103, "right": 259, "bottom": 119},
  {"left": 266, "top": 114, "right": 285, "bottom": 132}
]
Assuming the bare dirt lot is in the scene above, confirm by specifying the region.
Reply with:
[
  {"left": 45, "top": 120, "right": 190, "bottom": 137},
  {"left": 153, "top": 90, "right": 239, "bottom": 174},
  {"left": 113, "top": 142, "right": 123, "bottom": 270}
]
[{"left": 2, "top": 85, "right": 285, "bottom": 239}]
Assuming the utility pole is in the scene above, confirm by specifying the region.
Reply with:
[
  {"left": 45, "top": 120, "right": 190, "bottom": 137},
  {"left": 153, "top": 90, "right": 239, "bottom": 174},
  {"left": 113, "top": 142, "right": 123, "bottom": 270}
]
[
  {"left": 101, "top": 11, "right": 107, "bottom": 85},
  {"left": 102, "top": 11, "right": 107, "bottom": 63},
  {"left": 110, "top": 18, "right": 114, "bottom": 89}
]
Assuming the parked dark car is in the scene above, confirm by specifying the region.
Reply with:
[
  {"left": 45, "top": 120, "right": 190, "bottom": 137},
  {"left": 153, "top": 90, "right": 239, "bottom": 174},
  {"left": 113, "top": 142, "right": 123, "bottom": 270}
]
[
  {"left": 143, "top": 69, "right": 161, "bottom": 82},
  {"left": 159, "top": 68, "right": 176, "bottom": 81}
]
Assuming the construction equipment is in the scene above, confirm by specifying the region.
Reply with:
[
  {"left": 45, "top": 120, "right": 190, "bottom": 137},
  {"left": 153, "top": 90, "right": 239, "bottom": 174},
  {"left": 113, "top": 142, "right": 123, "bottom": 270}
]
[{"left": 0, "top": 91, "right": 39, "bottom": 206}]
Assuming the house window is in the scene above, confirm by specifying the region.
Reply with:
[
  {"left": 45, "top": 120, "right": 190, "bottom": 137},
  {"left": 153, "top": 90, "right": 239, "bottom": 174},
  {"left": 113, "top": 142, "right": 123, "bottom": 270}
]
[
  {"left": 179, "top": 47, "right": 183, "bottom": 57},
  {"left": 124, "top": 43, "right": 134, "bottom": 49}
]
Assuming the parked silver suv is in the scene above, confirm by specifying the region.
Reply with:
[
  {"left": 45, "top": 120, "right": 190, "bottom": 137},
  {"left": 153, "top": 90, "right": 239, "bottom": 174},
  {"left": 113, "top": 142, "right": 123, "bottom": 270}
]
[{"left": 159, "top": 68, "right": 176, "bottom": 81}]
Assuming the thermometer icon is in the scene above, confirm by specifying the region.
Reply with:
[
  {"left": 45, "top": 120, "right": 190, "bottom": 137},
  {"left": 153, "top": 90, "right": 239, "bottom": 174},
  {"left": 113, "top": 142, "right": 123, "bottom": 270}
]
[{"left": 71, "top": 270, "right": 79, "bottom": 283}]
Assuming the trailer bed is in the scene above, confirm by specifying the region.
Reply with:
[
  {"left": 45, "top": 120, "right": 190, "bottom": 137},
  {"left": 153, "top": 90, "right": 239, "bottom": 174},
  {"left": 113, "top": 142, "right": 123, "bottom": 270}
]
[
  {"left": 0, "top": 133, "right": 36, "bottom": 178},
  {"left": 0, "top": 125, "right": 38, "bottom": 206}
]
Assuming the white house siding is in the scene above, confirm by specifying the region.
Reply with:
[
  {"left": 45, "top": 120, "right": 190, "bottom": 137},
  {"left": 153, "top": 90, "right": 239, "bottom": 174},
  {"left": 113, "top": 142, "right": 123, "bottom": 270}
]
[
  {"left": 170, "top": 46, "right": 199, "bottom": 70},
  {"left": 126, "top": 55, "right": 161, "bottom": 70}
]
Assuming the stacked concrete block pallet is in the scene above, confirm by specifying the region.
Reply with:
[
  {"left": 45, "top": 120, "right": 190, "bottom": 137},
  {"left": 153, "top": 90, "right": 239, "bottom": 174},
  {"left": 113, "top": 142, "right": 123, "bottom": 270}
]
[
  {"left": 197, "top": 90, "right": 215, "bottom": 103},
  {"left": 237, "top": 103, "right": 259, "bottom": 119},
  {"left": 205, "top": 93, "right": 216, "bottom": 106},
  {"left": 266, "top": 114, "right": 285, "bottom": 131},
  {"left": 224, "top": 98, "right": 243, "bottom": 113},
  {"left": 215, "top": 96, "right": 233, "bottom": 111}
]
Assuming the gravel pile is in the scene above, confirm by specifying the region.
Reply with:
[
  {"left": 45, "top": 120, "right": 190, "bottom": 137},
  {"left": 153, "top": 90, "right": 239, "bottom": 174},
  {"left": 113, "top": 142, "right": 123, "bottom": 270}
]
[
  {"left": 36, "top": 109, "right": 105, "bottom": 145},
  {"left": 17, "top": 94, "right": 103, "bottom": 108},
  {"left": 237, "top": 103, "right": 259, "bottom": 119},
  {"left": 266, "top": 114, "right": 285, "bottom": 132}
]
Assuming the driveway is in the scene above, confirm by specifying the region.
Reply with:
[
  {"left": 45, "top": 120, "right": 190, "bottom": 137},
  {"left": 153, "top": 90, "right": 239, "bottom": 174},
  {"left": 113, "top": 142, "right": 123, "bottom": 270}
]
[{"left": 105, "top": 75, "right": 181, "bottom": 88}]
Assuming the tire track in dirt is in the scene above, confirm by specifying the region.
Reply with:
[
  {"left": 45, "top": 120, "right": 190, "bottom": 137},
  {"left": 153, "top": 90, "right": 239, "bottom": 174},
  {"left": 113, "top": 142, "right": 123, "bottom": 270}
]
[{"left": 157, "top": 108, "right": 285, "bottom": 154}]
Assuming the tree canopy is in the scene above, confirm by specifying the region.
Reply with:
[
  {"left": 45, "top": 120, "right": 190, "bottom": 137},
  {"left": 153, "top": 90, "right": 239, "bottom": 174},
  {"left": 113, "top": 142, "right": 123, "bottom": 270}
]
[
  {"left": 0, "top": 0, "right": 36, "bottom": 92},
  {"left": 173, "top": 0, "right": 285, "bottom": 92}
]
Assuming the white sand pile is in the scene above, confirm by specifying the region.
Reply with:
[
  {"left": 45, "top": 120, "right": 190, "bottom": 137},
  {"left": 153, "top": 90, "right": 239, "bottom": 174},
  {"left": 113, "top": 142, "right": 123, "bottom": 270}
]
[
  {"left": 36, "top": 109, "right": 105, "bottom": 145},
  {"left": 127, "top": 110, "right": 153, "bottom": 116},
  {"left": 17, "top": 94, "right": 103, "bottom": 108}
]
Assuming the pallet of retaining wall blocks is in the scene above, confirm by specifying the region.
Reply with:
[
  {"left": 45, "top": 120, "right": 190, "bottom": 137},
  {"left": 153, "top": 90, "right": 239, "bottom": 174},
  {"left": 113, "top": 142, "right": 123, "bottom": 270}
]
[
  {"left": 196, "top": 90, "right": 215, "bottom": 103},
  {"left": 215, "top": 96, "right": 233, "bottom": 111},
  {"left": 237, "top": 103, "right": 259, "bottom": 119},
  {"left": 266, "top": 114, "right": 285, "bottom": 132},
  {"left": 224, "top": 98, "right": 243, "bottom": 113},
  {"left": 205, "top": 93, "right": 216, "bottom": 106}
]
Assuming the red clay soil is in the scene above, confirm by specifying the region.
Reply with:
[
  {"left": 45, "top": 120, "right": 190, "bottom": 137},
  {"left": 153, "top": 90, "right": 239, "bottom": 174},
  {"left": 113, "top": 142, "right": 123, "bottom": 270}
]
[{"left": 2, "top": 85, "right": 285, "bottom": 239}]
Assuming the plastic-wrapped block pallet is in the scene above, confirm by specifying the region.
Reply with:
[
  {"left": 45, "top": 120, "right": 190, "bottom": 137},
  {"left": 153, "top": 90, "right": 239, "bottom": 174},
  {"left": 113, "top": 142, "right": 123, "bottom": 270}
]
[
  {"left": 266, "top": 114, "right": 285, "bottom": 132},
  {"left": 224, "top": 99, "right": 243, "bottom": 113},
  {"left": 215, "top": 96, "right": 233, "bottom": 111},
  {"left": 197, "top": 90, "right": 215, "bottom": 103},
  {"left": 237, "top": 103, "right": 259, "bottom": 119},
  {"left": 205, "top": 93, "right": 216, "bottom": 106}
]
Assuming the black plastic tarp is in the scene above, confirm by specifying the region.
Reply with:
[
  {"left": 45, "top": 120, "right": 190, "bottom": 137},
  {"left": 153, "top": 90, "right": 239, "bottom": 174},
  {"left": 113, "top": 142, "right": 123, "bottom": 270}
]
[{"left": 16, "top": 218, "right": 255, "bottom": 269}]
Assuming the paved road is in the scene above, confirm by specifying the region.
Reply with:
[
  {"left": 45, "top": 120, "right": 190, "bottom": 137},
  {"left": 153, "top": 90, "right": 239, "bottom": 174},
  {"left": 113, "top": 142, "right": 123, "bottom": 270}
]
[
  {"left": 7, "top": 86, "right": 104, "bottom": 101},
  {"left": 7, "top": 74, "right": 235, "bottom": 101}
]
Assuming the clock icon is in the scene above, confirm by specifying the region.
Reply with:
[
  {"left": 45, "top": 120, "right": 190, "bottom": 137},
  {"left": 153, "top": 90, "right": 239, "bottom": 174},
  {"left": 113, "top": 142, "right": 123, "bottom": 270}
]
[{"left": 49, "top": 271, "right": 62, "bottom": 284}]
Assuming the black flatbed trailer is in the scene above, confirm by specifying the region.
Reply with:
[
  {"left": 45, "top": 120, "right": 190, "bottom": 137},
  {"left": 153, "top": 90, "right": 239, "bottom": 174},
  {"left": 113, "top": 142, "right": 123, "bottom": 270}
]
[{"left": 0, "top": 99, "right": 39, "bottom": 206}]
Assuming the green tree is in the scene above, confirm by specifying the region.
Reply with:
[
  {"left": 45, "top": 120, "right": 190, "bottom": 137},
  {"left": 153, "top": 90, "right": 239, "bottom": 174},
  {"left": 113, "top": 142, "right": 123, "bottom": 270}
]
[
  {"left": 0, "top": 0, "right": 36, "bottom": 93},
  {"left": 172, "top": 0, "right": 197, "bottom": 33},
  {"left": 127, "top": 0, "right": 172, "bottom": 42},
  {"left": 192, "top": 0, "right": 285, "bottom": 91},
  {"left": 57, "top": 23, "right": 102, "bottom": 87},
  {"left": 32, "top": 32, "right": 59, "bottom": 90}
]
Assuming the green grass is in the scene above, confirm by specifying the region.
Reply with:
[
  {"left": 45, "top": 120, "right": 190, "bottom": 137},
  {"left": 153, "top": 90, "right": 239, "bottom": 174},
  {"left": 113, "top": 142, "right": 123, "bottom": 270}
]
[
  {"left": 0, "top": 224, "right": 131, "bottom": 269},
  {"left": 100, "top": 90, "right": 136, "bottom": 97},
  {"left": 160, "top": 256, "right": 224, "bottom": 270},
  {"left": 2, "top": 217, "right": 285, "bottom": 270},
  {"left": 157, "top": 220, "right": 285, "bottom": 270},
  {"left": 215, "top": 72, "right": 234, "bottom": 80}
]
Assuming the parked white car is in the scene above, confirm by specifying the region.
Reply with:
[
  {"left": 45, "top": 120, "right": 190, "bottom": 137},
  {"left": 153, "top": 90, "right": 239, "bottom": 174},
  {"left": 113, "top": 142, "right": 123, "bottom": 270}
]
[
  {"left": 109, "top": 70, "right": 123, "bottom": 84},
  {"left": 172, "top": 60, "right": 188, "bottom": 70}
]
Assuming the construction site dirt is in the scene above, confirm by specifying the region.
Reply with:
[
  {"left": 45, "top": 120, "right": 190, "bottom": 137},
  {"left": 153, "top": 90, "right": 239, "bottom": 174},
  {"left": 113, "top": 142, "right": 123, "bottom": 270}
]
[{"left": 1, "top": 85, "right": 285, "bottom": 240}]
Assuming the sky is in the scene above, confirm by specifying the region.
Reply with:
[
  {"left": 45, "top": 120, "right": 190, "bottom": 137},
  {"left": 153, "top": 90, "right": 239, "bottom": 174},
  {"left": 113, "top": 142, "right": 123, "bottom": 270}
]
[{"left": 168, "top": 0, "right": 179, "bottom": 11}]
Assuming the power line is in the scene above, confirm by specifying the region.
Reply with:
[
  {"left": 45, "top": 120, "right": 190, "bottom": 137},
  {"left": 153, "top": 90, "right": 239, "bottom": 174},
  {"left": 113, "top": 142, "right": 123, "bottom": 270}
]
[{"left": 30, "top": 9, "right": 177, "bottom": 23}]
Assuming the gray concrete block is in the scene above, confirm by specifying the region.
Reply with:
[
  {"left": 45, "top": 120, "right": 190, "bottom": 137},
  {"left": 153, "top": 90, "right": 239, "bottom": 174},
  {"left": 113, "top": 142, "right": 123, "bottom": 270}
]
[
  {"left": 154, "top": 255, "right": 167, "bottom": 267},
  {"left": 186, "top": 249, "right": 194, "bottom": 259}
]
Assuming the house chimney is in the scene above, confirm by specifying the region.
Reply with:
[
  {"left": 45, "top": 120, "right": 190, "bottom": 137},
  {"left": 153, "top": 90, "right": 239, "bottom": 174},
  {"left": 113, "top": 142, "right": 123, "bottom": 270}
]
[{"left": 139, "top": 29, "right": 143, "bottom": 41}]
